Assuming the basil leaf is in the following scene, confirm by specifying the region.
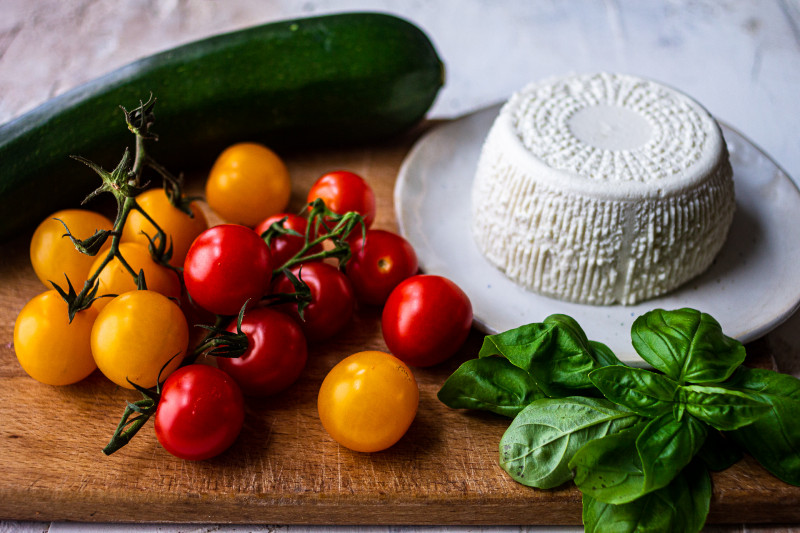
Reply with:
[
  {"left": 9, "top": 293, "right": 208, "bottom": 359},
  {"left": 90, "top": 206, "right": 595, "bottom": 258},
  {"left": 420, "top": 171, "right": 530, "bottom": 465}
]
[
  {"left": 480, "top": 314, "right": 611, "bottom": 397},
  {"left": 631, "top": 308, "right": 746, "bottom": 384},
  {"left": 582, "top": 459, "right": 711, "bottom": 533},
  {"left": 569, "top": 422, "right": 647, "bottom": 504},
  {"left": 636, "top": 413, "right": 707, "bottom": 496},
  {"left": 499, "top": 397, "right": 641, "bottom": 489},
  {"left": 589, "top": 366, "right": 678, "bottom": 418},
  {"left": 725, "top": 367, "right": 800, "bottom": 485},
  {"left": 589, "top": 340, "right": 624, "bottom": 368},
  {"left": 437, "top": 357, "right": 544, "bottom": 417},
  {"left": 697, "top": 430, "right": 742, "bottom": 472},
  {"left": 676, "top": 384, "right": 770, "bottom": 431}
]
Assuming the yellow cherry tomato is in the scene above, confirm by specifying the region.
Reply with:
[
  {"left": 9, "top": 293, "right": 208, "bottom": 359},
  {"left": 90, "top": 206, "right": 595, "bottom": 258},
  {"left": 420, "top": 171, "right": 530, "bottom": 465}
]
[
  {"left": 121, "top": 188, "right": 208, "bottom": 268},
  {"left": 317, "top": 350, "right": 419, "bottom": 452},
  {"left": 91, "top": 290, "right": 189, "bottom": 389},
  {"left": 205, "top": 142, "right": 291, "bottom": 226},
  {"left": 90, "top": 242, "right": 181, "bottom": 311},
  {"left": 14, "top": 290, "right": 98, "bottom": 386},
  {"left": 29, "top": 209, "right": 113, "bottom": 289}
]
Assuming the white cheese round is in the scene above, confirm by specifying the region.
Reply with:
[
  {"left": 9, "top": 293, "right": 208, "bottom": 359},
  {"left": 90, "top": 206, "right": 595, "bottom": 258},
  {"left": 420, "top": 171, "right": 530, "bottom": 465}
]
[{"left": 471, "top": 73, "right": 735, "bottom": 305}]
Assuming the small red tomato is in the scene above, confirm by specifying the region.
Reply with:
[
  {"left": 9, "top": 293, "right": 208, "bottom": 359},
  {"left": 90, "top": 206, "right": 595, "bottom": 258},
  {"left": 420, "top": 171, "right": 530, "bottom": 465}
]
[
  {"left": 154, "top": 365, "right": 245, "bottom": 461},
  {"left": 307, "top": 170, "right": 376, "bottom": 228},
  {"left": 217, "top": 307, "right": 308, "bottom": 396},
  {"left": 254, "top": 213, "right": 322, "bottom": 270},
  {"left": 382, "top": 275, "right": 473, "bottom": 367},
  {"left": 346, "top": 229, "right": 418, "bottom": 306},
  {"left": 272, "top": 262, "right": 355, "bottom": 342},
  {"left": 184, "top": 224, "right": 272, "bottom": 316}
]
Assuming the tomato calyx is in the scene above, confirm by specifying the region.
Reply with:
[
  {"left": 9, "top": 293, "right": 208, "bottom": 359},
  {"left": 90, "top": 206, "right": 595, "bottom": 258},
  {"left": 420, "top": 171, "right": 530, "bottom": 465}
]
[
  {"left": 192, "top": 302, "right": 250, "bottom": 360},
  {"left": 102, "top": 354, "right": 175, "bottom": 456},
  {"left": 262, "top": 268, "right": 313, "bottom": 319}
]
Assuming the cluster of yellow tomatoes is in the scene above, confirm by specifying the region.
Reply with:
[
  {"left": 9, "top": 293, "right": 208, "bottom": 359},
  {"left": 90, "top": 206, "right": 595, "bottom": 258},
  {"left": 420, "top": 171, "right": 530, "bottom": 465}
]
[{"left": 13, "top": 141, "right": 471, "bottom": 459}]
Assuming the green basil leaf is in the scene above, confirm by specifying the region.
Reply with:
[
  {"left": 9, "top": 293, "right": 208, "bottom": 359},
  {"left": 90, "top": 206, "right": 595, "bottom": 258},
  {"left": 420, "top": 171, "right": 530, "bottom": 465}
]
[
  {"left": 676, "top": 384, "right": 770, "bottom": 431},
  {"left": 631, "top": 308, "right": 746, "bottom": 384},
  {"left": 589, "top": 366, "right": 678, "bottom": 418},
  {"left": 569, "top": 422, "right": 647, "bottom": 504},
  {"left": 437, "top": 357, "right": 544, "bottom": 417},
  {"left": 697, "top": 430, "right": 742, "bottom": 472},
  {"left": 725, "top": 367, "right": 800, "bottom": 485},
  {"left": 636, "top": 413, "right": 707, "bottom": 496},
  {"left": 589, "top": 340, "right": 624, "bottom": 368},
  {"left": 582, "top": 459, "right": 711, "bottom": 533},
  {"left": 480, "top": 314, "right": 611, "bottom": 397},
  {"left": 499, "top": 397, "right": 641, "bottom": 489}
]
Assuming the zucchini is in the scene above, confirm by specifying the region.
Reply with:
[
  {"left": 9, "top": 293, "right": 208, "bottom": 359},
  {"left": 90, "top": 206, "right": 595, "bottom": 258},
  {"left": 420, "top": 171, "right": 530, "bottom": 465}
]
[{"left": 0, "top": 12, "right": 444, "bottom": 241}]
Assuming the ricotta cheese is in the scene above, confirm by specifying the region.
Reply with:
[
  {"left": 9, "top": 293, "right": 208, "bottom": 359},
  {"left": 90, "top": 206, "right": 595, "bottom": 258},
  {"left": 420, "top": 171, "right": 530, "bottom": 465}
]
[{"left": 471, "top": 73, "right": 735, "bottom": 305}]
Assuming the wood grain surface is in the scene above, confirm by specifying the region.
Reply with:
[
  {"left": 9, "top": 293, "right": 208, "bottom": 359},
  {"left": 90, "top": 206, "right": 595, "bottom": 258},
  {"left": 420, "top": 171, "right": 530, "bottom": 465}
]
[{"left": 1, "top": 125, "right": 799, "bottom": 526}]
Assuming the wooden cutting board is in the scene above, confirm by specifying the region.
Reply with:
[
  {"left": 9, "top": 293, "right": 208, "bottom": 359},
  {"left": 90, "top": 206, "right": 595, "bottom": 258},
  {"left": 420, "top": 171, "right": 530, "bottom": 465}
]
[{"left": 1, "top": 124, "right": 799, "bottom": 526}]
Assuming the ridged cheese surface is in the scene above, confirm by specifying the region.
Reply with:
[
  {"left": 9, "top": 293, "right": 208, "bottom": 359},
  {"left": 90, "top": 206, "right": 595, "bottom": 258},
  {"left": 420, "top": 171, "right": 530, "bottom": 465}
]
[{"left": 471, "top": 73, "right": 735, "bottom": 305}]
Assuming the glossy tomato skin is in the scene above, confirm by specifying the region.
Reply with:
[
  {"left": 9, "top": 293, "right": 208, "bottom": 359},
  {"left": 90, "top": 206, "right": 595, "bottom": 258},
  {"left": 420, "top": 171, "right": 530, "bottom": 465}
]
[
  {"left": 272, "top": 262, "right": 355, "bottom": 342},
  {"left": 346, "top": 229, "right": 418, "bottom": 306},
  {"left": 206, "top": 142, "right": 291, "bottom": 227},
  {"left": 216, "top": 307, "right": 308, "bottom": 396},
  {"left": 14, "top": 290, "right": 98, "bottom": 386},
  {"left": 254, "top": 213, "right": 322, "bottom": 270},
  {"left": 306, "top": 170, "right": 376, "bottom": 228},
  {"left": 382, "top": 275, "right": 473, "bottom": 367},
  {"left": 90, "top": 242, "right": 181, "bottom": 311},
  {"left": 155, "top": 364, "right": 245, "bottom": 461},
  {"left": 318, "top": 350, "right": 418, "bottom": 453},
  {"left": 30, "top": 209, "right": 113, "bottom": 289},
  {"left": 184, "top": 224, "right": 272, "bottom": 316},
  {"left": 91, "top": 290, "right": 189, "bottom": 389},
  {"left": 122, "top": 188, "right": 208, "bottom": 268}
]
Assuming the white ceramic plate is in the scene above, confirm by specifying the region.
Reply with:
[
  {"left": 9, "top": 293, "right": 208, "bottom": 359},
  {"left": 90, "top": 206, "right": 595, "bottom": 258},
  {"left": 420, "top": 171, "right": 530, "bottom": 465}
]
[{"left": 395, "top": 104, "right": 800, "bottom": 363}]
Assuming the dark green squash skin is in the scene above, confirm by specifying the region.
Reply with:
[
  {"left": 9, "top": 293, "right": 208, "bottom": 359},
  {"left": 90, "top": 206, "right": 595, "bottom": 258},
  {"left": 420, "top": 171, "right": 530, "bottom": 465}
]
[{"left": 0, "top": 12, "right": 444, "bottom": 240}]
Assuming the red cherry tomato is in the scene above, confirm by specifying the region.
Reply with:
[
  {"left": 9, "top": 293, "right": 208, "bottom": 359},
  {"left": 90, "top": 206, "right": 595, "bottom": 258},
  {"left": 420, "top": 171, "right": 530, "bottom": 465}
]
[
  {"left": 307, "top": 170, "right": 376, "bottom": 228},
  {"left": 272, "top": 262, "right": 355, "bottom": 342},
  {"left": 154, "top": 364, "right": 245, "bottom": 461},
  {"left": 216, "top": 307, "right": 308, "bottom": 396},
  {"left": 382, "top": 275, "right": 473, "bottom": 367},
  {"left": 254, "top": 213, "right": 322, "bottom": 270},
  {"left": 346, "top": 229, "right": 418, "bottom": 306},
  {"left": 184, "top": 224, "right": 272, "bottom": 316}
]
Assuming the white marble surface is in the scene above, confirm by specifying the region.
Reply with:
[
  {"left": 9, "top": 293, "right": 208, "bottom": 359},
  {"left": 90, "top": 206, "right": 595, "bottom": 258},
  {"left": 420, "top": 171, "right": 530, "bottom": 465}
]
[{"left": 2, "top": 0, "right": 800, "bottom": 531}]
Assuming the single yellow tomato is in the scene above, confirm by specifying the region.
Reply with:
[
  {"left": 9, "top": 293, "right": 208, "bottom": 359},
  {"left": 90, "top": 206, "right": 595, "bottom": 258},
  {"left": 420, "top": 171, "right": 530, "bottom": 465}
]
[
  {"left": 317, "top": 350, "right": 419, "bottom": 452},
  {"left": 121, "top": 188, "right": 208, "bottom": 268},
  {"left": 90, "top": 242, "right": 181, "bottom": 311},
  {"left": 91, "top": 290, "right": 189, "bottom": 389},
  {"left": 14, "top": 290, "right": 98, "bottom": 385},
  {"left": 205, "top": 142, "right": 291, "bottom": 226},
  {"left": 29, "top": 209, "right": 113, "bottom": 289}
]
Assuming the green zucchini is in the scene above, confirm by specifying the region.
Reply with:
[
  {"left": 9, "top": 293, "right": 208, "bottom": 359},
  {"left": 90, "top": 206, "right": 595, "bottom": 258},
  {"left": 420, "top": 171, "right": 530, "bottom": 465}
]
[{"left": 0, "top": 12, "right": 444, "bottom": 241}]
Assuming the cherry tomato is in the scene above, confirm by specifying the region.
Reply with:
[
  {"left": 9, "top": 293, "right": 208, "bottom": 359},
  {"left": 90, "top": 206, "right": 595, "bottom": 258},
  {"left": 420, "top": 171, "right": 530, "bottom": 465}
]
[
  {"left": 121, "top": 188, "right": 208, "bottom": 268},
  {"left": 346, "top": 229, "right": 418, "bottom": 306},
  {"left": 13, "top": 290, "right": 98, "bottom": 386},
  {"left": 318, "top": 350, "right": 418, "bottom": 453},
  {"left": 382, "top": 275, "right": 473, "bottom": 367},
  {"left": 184, "top": 224, "right": 272, "bottom": 316},
  {"left": 206, "top": 142, "right": 291, "bottom": 227},
  {"left": 307, "top": 170, "right": 376, "bottom": 228},
  {"left": 254, "top": 213, "right": 322, "bottom": 270},
  {"left": 91, "top": 290, "right": 189, "bottom": 389},
  {"left": 155, "top": 364, "right": 245, "bottom": 461},
  {"left": 30, "top": 209, "right": 113, "bottom": 289},
  {"left": 90, "top": 242, "right": 181, "bottom": 311},
  {"left": 216, "top": 307, "right": 308, "bottom": 396},
  {"left": 272, "top": 262, "right": 355, "bottom": 342}
]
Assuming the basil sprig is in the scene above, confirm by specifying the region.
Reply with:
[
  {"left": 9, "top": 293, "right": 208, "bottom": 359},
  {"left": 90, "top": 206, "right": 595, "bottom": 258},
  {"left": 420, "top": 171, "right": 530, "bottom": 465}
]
[{"left": 438, "top": 308, "right": 800, "bottom": 533}]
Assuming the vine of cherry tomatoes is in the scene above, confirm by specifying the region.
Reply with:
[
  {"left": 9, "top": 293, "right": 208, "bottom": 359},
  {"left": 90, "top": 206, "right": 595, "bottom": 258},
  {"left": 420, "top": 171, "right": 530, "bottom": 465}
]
[{"left": 12, "top": 101, "right": 473, "bottom": 460}]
